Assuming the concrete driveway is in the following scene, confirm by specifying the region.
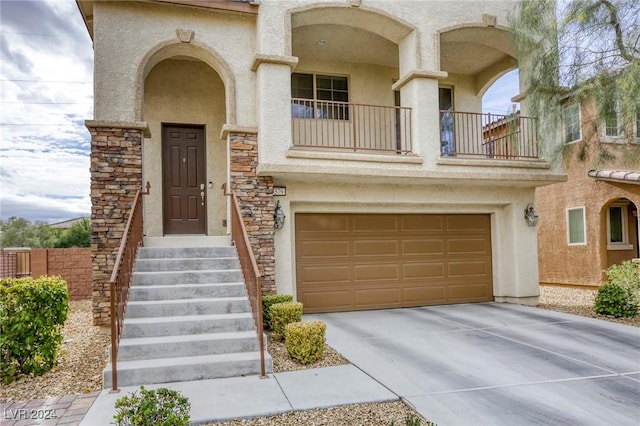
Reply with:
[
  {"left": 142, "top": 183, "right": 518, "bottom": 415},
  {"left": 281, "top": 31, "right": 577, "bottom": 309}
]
[{"left": 309, "top": 303, "right": 640, "bottom": 426}]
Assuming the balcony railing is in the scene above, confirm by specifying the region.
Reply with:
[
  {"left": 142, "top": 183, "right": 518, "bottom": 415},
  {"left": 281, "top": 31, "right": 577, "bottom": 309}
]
[
  {"left": 292, "top": 98, "right": 412, "bottom": 154},
  {"left": 440, "top": 111, "right": 539, "bottom": 160}
]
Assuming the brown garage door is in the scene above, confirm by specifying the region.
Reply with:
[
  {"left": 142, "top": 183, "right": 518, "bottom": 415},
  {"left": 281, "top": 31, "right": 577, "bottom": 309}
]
[{"left": 296, "top": 213, "right": 493, "bottom": 313}]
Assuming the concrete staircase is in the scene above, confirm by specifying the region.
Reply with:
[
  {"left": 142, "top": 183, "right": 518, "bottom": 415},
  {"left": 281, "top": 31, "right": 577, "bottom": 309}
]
[{"left": 103, "top": 240, "right": 272, "bottom": 388}]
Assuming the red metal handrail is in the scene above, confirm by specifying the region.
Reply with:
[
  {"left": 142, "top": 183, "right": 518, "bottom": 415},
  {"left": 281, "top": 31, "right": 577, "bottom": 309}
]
[
  {"left": 109, "top": 182, "right": 149, "bottom": 392},
  {"left": 292, "top": 98, "right": 412, "bottom": 154},
  {"left": 227, "top": 189, "right": 266, "bottom": 378},
  {"left": 440, "top": 110, "right": 539, "bottom": 159}
]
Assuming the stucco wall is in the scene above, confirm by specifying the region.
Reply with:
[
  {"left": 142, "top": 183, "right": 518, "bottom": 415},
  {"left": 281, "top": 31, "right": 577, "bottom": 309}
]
[{"left": 143, "top": 59, "right": 228, "bottom": 236}]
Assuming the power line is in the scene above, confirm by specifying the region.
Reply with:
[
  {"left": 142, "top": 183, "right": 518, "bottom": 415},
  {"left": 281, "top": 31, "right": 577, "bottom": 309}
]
[
  {"left": 1, "top": 79, "right": 92, "bottom": 84},
  {"left": 0, "top": 123, "right": 86, "bottom": 127},
  {"left": 0, "top": 101, "right": 92, "bottom": 105}
]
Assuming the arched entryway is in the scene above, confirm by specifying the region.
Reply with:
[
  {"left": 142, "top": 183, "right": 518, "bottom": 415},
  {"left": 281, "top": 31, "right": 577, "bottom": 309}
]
[{"left": 601, "top": 198, "right": 639, "bottom": 269}]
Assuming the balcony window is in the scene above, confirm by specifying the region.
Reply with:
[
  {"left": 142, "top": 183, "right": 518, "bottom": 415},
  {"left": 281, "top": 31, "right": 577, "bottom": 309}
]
[
  {"left": 563, "top": 103, "right": 581, "bottom": 143},
  {"left": 292, "top": 73, "right": 349, "bottom": 119},
  {"left": 603, "top": 101, "right": 623, "bottom": 138}
]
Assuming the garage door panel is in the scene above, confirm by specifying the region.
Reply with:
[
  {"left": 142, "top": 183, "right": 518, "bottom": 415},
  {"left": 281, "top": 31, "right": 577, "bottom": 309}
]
[
  {"left": 404, "top": 286, "right": 447, "bottom": 304},
  {"left": 352, "top": 215, "right": 399, "bottom": 232},
  {"left": 354, "top": 240, "right": 398, "bottom": 256},
  {"left": 401, "top": 215, "right": 444, "bottom": 232},
  {"left": 403, "top": 262, "right": 445, "bottom": 279},
  {"left": 447, "top": 260, "right": 491, "bottom": 277},
  {"left": 354, "top": 264, "right": 400, "bottom": 280},
  {"left": 403, "top": 239, "right": 444, "bottom": 255},
  {"left": 446, "top": 215, "right": 490, "bottom": 231},
  {"left": 300, "top": 265, "right": 350, "bottom": 284},
  {"left": 447, "top": 238, "right": 489, "bottom": 254},
  {"left": 299, "top": 215, "right": 349, "bottom": 232},
  {"left": 304, "top": 291, "right": 352, "bottom": 312},
  {"left": 300, "top": 240, "right": 350, "bottom": 258},
  {"left": 296, "top": 213, "right": 493, "bottom": 312},
  {"left": 355, "top": 288, "right": 401, "bottom": 307}
]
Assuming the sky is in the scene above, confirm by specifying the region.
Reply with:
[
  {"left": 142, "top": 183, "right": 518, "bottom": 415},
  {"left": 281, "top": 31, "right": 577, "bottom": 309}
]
[{"left": 0, "top": 0, "right": 519, "bottom": 224}]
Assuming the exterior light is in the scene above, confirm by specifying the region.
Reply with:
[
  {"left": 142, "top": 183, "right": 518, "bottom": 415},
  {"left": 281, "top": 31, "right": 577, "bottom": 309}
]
[
  {"left": 524, "top": 203, "right": 539, "bottom": 227},
  {"left": 274, "top": 200, "right": 286, "bottom": 229}
]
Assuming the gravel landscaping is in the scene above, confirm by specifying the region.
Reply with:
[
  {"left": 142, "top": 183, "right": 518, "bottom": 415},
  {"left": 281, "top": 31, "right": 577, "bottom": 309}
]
[{"left": 1, "top": 285, "right": 637, "bottom": 424}]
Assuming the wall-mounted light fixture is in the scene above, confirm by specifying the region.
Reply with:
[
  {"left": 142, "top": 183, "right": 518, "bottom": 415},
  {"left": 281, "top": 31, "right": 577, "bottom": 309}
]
[
  {"left": 524, "top": 203, "right": 539, "bottom": 227},
  {"left": 274, "top": 200, "right": 286, "bottom": 229}
]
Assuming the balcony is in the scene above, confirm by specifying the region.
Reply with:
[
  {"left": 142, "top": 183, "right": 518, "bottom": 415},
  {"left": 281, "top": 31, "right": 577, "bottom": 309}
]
[
  {"left": 291, "top": 99, "right": 412, "bottom": 154},
  {"left": 440, "top": 111, "right": 539, "bottom": 160}
]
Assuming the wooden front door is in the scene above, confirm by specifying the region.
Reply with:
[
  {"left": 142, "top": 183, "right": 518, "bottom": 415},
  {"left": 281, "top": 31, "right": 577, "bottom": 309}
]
[{"left": 162, "top": 125, "right": 207, "bottom": 234}]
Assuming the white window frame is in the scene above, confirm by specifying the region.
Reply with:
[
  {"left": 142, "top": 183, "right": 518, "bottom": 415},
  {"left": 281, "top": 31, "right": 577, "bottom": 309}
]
[
  {"left": 563, "top": 103, "right": 581, "bottom": 144},
  {"left": 602, "top": 100, "right": 625, "bottom": 142},
  {"left": 567, "top": 206, "right": 586, "bottom": 246},
  {"left": 607, "top": 202, "right": 633, "bottom": 250}
]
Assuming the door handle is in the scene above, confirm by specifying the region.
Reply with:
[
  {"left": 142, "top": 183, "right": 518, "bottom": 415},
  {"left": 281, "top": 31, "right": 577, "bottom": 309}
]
[{"left": 200, "top": 184, "right": 205, "bottom": 206}]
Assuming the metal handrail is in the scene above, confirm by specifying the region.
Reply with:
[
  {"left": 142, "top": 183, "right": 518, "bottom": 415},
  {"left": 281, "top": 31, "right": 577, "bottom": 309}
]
[
  {"left": 440, "top": 110, "right": 539, "bottom": 159},
  {"left": 109, "top": 182, "right": 150, "bottom": 392},
  {"left": 225, "top": 187, "right": 266, "bottom": 378},
  {"left": 292, "top": 98, "right": 412, "bottom": 154}
]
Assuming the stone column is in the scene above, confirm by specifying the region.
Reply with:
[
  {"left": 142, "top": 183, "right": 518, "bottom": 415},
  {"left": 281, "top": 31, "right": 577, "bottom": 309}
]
[
  {"left": 86, "top": 121, "right": 148, "bottom": 326},
  {"left": 228, "top": 131, "right": 276, "bottom": 294}
]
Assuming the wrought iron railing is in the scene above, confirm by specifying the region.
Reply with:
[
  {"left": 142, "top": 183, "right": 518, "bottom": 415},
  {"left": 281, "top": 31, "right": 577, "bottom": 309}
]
[
  {"left": 292, "top": 98, "right": 412, "bottom": 154},
  {"left": 440, "top": 111, "right": 539, "bottom": 159},
  {"left": 109, "top": 182, "right": 149, "bottom": 391},
  {"left": 227, "top": 189, "right": 267, "bottom": 378}
]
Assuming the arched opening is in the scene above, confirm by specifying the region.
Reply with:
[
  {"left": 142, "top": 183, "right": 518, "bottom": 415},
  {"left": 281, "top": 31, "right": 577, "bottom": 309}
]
[{"left": 141, "top": 53, "right": 228, "bottom": 238}]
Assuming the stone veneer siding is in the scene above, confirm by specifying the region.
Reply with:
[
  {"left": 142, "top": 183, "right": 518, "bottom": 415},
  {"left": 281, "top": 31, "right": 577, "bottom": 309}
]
[
  {"left": 229, "top": 132, "right": 276, "bottom": 294},
  {"left": 88, "top": 126, "right": 143, "bottom": 326}
]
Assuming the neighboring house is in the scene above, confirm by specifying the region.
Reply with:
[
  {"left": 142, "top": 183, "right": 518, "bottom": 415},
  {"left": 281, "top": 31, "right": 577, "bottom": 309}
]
[
  {"left": 76, "top": 0, "right": 565, "bottom": 326},
  {"left": 536, "top": 97, "right": 640, "bottom": 287}
]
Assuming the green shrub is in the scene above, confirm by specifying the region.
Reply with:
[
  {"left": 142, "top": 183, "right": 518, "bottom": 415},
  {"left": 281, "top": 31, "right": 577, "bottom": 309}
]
[
  {"left": 594, "top": 282, "right": 638, "bottom": 318},
  {"left": 114, "top": 386, "right": 190, "bottom": 426},
  {"left": 594, "top": 260, "right": 640, "bottom": 318},
  {"left": 284, "top": 321, "right": 326, "bottom": 364},
  {"left": 270, "top": 301, "right": 303, "bottom": 339},
  {"left": 0, "top": 276, "right": 69, "bottom": 384},
  {"left": 262, "top": 294, "right": 293, "bottom": 330}
]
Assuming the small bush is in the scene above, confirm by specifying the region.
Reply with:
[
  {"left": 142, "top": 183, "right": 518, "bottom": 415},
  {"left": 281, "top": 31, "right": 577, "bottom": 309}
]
[
  {"left": 270, "top": 301, "right": 303, "bottom": 339},
  {"left": 284, "top": 321, "right": 326, "bottom": 364},
  {"left": 594, "top": 260, "right": 640, "bottom": 318},
  {"left": 262, "top": 294, "right": 293, "bottom": 330},
  {"left": 114, "top": 386, "right": 190, "bottom": 426},
  {"left": 0, "top": 276, "right": 69, "bottom": 384},
  {"left": 594, "top": 282, "right": 638, "bottom": 318}
]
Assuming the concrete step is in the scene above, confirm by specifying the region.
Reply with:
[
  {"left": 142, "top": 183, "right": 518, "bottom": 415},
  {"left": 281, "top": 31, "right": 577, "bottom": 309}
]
[
  {"left": 135, "top": 257, "right": 240, "bottom": 272},
  {"left": 132, "top": 270, "right": 243, "bottom": 286},
  {"left": 143, "top": 236, "right": 231, "bottom": 248},
  {"left": 121, "top": 313, "right": 256, "bottom": 338},
  {"left": 104, "top": 351, "right": 273, "bottom": 388},
  {"left": 138, "top": 246, "right": 237, "bottom": 259},
  {"left": 126, "top": 297, "right": 250, "bottom": 318},
  {"left": 129, "top": 283, "right": 247, "bottom": 301},
  {"left": 117, "top": 331, "right": 261, "bottom": 361}
]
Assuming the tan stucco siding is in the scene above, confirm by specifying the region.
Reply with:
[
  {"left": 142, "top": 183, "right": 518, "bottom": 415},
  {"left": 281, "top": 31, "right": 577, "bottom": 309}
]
[
  {"left": 93, "top": 1, "right": 256, "bottom": 125},
  {"left": 143, "top": 59, "right": 227, "bottom": 237}
]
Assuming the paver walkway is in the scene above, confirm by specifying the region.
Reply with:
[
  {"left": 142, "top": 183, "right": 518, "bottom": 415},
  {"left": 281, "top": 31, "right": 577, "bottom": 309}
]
[{"left": 1, "top": 392, "right": 99, "bottom": 426}]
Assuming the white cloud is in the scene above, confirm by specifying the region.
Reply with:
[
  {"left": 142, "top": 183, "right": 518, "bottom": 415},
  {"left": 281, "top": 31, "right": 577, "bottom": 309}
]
[
  {"left": 0, "top": 0, "right": 93, "bottom": 223},
  {"left": 482, "top": 69, "right": 520, "bottom": 115}
]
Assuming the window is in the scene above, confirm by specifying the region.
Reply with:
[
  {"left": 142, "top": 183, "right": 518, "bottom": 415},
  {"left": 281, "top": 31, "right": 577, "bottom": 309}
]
[
  {"left": 607, "top": 203, "right": 632, "bottom": 250},
  {"left": 291, "top": 73, "right": 349, "bottom": 119},
  {"left": 563, "top": 104, "right": 581, "bottom": 143},
  {"left": 567, "top": 207, "right": 586, "bottom": 245},
  {"left": 603, "top": 102, "right": 623, "bottom": 137}
]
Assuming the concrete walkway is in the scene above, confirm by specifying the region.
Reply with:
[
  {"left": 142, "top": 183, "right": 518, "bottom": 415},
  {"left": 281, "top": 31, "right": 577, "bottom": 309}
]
[
  {"left": 80, "top": 365, "right": 396, "bottom": 425},
  {"left": 310, "top": 303, "right": 640, "bottom": 426}
]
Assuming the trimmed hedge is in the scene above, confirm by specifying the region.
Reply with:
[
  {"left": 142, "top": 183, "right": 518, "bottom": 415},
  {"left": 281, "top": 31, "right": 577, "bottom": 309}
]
[
  {"left": 0, "top": 276, "right": 69, "bottom": 384},
  {"left": 285, "top": 321, "right": 326, "bottom": 364},
  {"left": 270, "top": 301, "right": 303, "bottom": 339},
  {"left": 262, "top": 294, "right": 293, "bottom": 330}
]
